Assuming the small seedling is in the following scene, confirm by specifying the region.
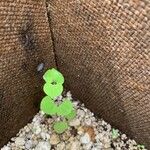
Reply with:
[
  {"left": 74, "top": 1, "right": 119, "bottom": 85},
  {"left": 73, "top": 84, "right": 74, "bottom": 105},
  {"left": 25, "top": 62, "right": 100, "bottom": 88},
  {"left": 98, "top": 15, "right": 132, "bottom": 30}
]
[
  {"left": 40, "top": 68, "right": 76, "bottom": 134},
  {"left": 137, "top": 144, "right": 145, "bottom": 150},
  {"left": 112, "top": 128, "right": 119, "bottom": 139}
]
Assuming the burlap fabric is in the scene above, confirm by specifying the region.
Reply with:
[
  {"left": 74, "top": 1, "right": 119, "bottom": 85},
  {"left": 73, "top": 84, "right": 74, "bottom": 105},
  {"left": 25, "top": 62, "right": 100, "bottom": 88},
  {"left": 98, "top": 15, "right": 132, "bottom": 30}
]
[
  {"left": 47, "top": 0, "right": 150, "bottom": 148},
  {"left": 0, "top": 0, "right": 55, "bottom": 147}
]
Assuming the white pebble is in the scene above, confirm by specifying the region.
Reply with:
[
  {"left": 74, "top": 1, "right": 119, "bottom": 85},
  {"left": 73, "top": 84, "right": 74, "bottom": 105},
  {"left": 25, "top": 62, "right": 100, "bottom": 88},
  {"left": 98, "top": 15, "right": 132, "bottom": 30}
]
[
  {"left": 57, "top": 142, "right": 65, "bottom": 150},
  {"left": 73, "top": 101, "right": 79, "bottom": 107},
  {"left": 32, "top": 125, "right": 41, "bottom": 135},
  {"left": 1, "top": 146, "right": 11, "bottom": 150},
  {"left": 35, "top": 141, "right": 51, "bottom": 150},
  {"left": 50, "top": 134, "right": 60, "bottom": 145},
  {"left": 57, "top": 95, "right": 63, "bottom": 101},
  {"left": 80, "top": 133, "right": 91, "bottom": 144},
  {"left": 84, "top": 118, "right": 92, "bottom": 126},
  {"left": 15, "top": 137, "right": 25, "bottom": 146},
  {"left": 91, "top": 148, "right": 99, "bottom": 150},
  {"left": 25, "top": 140, "right": 33, "bottom": 149},
  {"left": 41, "top": 132, "right": 49, "bottom": 140},
  {"left": 37, "top": 63, "right": 44, "bottom": 72},
  {"left": 66, "top": 91, "right": 72, "bottom": 99},
  {"left": 70, "top": 140, "right": 81, "bottom": 149},
  {"left": 69, "top": 119, "right": 80, "bottom": 126},
  {"left": 121, "top": 134, "right": 127, "bottom": 140},
  {"left": 84, "top": 142, "right": 93, "bottom": 150},
  {"left": 78, "top": 109, "right": 85, "bottom": 118}
]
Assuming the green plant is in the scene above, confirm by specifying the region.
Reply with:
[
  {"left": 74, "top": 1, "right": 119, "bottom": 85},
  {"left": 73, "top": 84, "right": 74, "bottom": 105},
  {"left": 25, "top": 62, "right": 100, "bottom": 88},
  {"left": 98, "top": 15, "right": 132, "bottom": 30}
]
[
  {"left": 137, "top": 144, "right": 145, "bottom": 150},
  {"left": 112, "top": 128, "right": 119, "bottom": 139},
  {"left": 40, "top": 68, "right": 76, "bottom": 133}
]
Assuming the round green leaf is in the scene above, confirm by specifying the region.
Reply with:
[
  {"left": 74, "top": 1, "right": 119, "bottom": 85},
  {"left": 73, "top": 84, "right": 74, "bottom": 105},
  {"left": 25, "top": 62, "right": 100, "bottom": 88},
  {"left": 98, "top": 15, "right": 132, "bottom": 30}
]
[
  {"left": 43, "top": 83, "right": 63, "bottom": 99},
  {"left": 40, "top": 96, "right": 57, "bottom": 115},
  {"left": 53, "top": 121, "right": 68, "bottom": 134},
  {"left": 43, "top": 68, "right": 64, "bottom": 84},
  {"left": 65, "top": 109, "right": 76, "bottom": 120},
  {"left": 57, "top": 99, "right": 73, "bottom": 116}
]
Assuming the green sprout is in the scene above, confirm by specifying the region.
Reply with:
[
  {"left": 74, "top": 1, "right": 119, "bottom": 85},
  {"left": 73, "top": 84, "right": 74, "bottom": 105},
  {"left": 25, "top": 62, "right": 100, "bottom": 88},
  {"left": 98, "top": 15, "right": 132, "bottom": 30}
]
[
  {"left": 112, "top": 128, "right": 119, "bottom": 139},
  {"left": 40, "top": 68, "right": 76, "bottom": 134},
  {"left": 137, "top": 144, "right": 145, "bottom": 149}
]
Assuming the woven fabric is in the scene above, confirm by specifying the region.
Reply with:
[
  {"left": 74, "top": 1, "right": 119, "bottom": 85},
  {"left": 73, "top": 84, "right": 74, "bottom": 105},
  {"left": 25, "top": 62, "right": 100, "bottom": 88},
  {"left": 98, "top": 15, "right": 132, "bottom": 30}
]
[
  {"left": 47, "top": 0, "right": 150, "bottom": 147},
  {"left": 0, "top": 0, "right": 55, "bottom": 147}
]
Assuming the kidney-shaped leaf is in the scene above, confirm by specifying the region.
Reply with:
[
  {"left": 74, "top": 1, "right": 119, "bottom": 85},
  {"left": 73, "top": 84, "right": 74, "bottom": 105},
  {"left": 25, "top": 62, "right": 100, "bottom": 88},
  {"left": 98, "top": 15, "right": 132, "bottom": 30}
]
[
  {"left": 57, "top": 99, "right": 73, "bottom": 116},
  {"left": 40, "top": 96, "right": 57, "bottom": 115},
  {"left": 43, "top": 83, "right": 63, "bottom": 99},
  {"left": 53, "top": 121, "right": 68, "bottom": 134},
  {"left": 43, "top": 68, "right": 64, "bottom": 84}
]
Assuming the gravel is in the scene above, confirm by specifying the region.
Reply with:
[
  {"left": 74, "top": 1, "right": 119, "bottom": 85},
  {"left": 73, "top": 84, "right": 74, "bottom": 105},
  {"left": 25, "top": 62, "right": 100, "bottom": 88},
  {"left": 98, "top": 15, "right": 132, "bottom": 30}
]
[{"left": 1, "top": 92, "right": 147, "bottom": 150}]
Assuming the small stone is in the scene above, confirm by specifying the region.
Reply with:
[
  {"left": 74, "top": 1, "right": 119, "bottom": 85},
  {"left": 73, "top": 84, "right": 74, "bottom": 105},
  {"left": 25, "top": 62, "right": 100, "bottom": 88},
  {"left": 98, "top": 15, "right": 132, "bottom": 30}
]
[
  {"left": 32, "top": 125, "right": 41, "bottom": 135},
  {"left": 35, "top": 141, "right": 51, "bottom": 150},
  {"left": 77, "top": 126, "right": 85, "bottom": 135},
  {"left": 69, "top": 119, "right": 80, "bottom": 127},
  {"left": 11, "top": 137, "right": 15, "bottom": 141},
  {"left": 66, "top": 91, "right": 72, "bottom": 99},
  {"left": 77, "top": 109, "right": 85, "bottom": 118},
  {"left": 41, "top": 132, "right": 50, "bottom": 140},
  {"left": 61, "top": 131, "right": 70, "bottom": 141},
  {"left": 66, "top": 140, "right": 81, "bottom": 150},
  {"left": 1, "top": 146, "right": 11, "bottom": 150},
  {"left": 83, "top": 126, "right": 96, "bottom": 142},
  {"left": 84, "top": 118, "right": 92, "bottom": 125},
  {"left": 84, "top": 142, "right": 93, "bottom": 150},
  {"left": 93, "top": 142, "right": 103, "bottom": 149},
  {"left": 26, "top": 133, "right": 32, "bottom": 140},
  {"left": 57, "top": 142, "right": 65, "bottom": 150},
  {"left": 80, "top": 133, "right": 91, "bottom": 144},
  {"left": 46, "top": 133, "right": 50, "bottom": 139},
  {"left": 25, "top": 127, "right": 30, "bottom": 133},
  {"left": 50, "top": 134, "right": 60, "bottom": 145},
  {"left": 25, "top": 140, "right": 33, "bottom": 149},
  {"left": 15, "top": 137, "right": 25, "bottom": 146},
  {"left": 39, "top": 111, "right": 45, "bottom": 115},
  {"left": 103, "top": 142, "right": 111, "bottom": 149},
  {"left": 102, "top": 137, "right": 111, "bottom": 148},
  {"left": 37, "top": 63, "right": 44, "bottom": 72},
  {"left": 70, "top": 140, "right": 81, "bottom": 150},
  {"left": 57, "top": 95, "right": 63, "bottom": 101},
  {"left": 68, "top": 136, "right": 75, "bottom": 142},
  {"left": 73, "top": 101, "right": 79, "bottom": 107},
  {"left": 32, "top": 140, "right": 38, "bottom": 147},
  {"left": 91, "top": 148, "right": 99, "bottom": 150},
  {"left": 121, "top": 134, "right": 127, "bottom": 140}
]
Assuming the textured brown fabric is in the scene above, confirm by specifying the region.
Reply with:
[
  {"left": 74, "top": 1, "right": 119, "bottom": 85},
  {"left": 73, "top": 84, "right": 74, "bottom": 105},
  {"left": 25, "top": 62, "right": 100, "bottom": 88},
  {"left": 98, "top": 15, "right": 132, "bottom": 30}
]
[
  {"left": 0, "top": 0, "right": 55, "bottom": 147},
  {"left": 47, "top": 0, "right": 150, "bottom": 148}
]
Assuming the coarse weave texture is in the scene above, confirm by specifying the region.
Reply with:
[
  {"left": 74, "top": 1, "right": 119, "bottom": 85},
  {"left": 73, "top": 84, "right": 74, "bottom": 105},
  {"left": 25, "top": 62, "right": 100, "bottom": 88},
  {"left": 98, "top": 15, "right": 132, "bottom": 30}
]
[
  {"left": 47, "top": 0, "right": 150, "bottom": 148},
  {"left": 0, "top": 0, "right": 55, "bottom": 147}
]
